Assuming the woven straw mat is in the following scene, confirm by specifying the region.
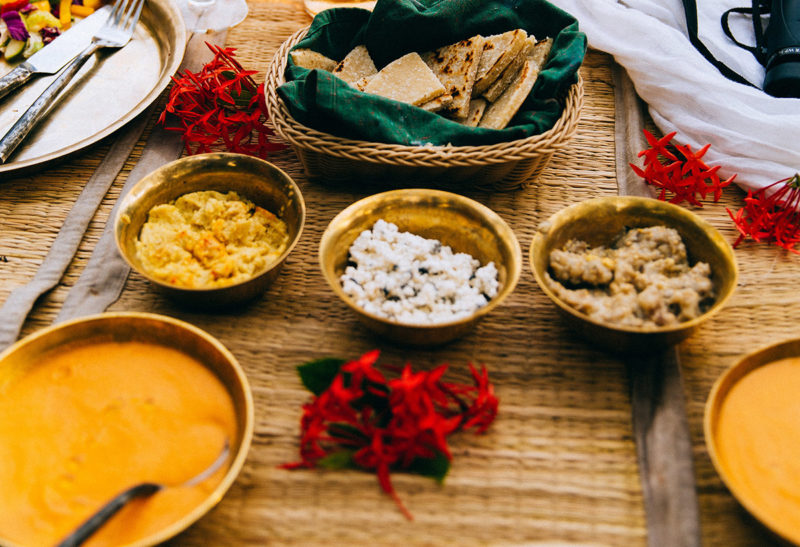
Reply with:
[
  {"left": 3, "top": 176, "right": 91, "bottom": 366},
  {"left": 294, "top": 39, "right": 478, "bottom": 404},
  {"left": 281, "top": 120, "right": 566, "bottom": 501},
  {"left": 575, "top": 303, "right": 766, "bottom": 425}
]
[{"left": 0, "top": 1, "right": 795, "bottom": 545}]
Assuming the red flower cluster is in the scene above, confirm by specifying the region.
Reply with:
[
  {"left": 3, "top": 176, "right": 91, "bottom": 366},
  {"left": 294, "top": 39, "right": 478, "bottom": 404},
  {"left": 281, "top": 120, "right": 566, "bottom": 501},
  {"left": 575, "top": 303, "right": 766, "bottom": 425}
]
[
  {"left": 283, "top": 350, "right": 499, "bottom": 520},
  {"left": 728, "top": 174, "right": 800, "bottom": 253},
  {"left": 158, "top": 43, "right": 284, "bottom": 158},
  {"left": 631, "top": 130, "right": 735, "bottom": 206}
]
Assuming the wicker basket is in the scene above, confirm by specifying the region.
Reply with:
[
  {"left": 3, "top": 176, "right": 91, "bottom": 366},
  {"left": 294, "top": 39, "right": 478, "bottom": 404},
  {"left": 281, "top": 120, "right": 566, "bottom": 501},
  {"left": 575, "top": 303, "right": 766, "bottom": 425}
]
[{"left": 264, "top": 28, "right": 584, "bottom": 192}]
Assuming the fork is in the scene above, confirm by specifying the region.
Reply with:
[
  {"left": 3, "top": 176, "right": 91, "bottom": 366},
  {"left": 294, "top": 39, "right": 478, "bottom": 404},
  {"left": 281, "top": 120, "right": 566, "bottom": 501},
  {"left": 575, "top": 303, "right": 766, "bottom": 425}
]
[{"left": 0, "top": 0, "right": 146, "bottom": 163}]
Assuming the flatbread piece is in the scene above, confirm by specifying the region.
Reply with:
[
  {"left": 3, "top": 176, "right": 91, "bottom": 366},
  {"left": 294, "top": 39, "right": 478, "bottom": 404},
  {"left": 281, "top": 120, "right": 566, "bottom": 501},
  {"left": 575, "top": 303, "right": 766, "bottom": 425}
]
[
  {"left": 333, "top": 45, "right": 378, "bottom": 84},
  {"left": 421, "top": 35, "right": 485, "bottom": 118},
  {"left": 530, "top": 37, "right": 554, "bottom": 69},
  {"left": 482, "top": 35, "right": 536, "bottom": 102},
  {"left": 473, "top": 29, "right": 527, "bottom": 95},
  {"left": 290, "top": 49, "right": 338, "bottom": 72},
  {"left": 478, "top": 59, "right": 539, "bottom": 130},
  {"left": 363, "top": 52, "right": 446, "bottom": 106},
  {"left": 420, "top": 93, "right": 454, "bottom": 113},
  {"left": 459, "top": 98, "right": 488, "bottom": 127}
]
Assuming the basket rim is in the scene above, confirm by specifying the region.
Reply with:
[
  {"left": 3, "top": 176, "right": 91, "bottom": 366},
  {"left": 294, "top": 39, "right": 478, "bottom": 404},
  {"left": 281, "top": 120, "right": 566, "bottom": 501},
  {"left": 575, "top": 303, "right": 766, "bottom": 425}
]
[{"left": 264, "top": 27, "right": 584, "bottom": 167}]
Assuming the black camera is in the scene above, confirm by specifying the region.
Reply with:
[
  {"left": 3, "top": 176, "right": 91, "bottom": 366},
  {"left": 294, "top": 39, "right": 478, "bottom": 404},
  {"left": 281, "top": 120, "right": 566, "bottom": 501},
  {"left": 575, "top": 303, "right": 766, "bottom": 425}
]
[{"left": 763, "top": 0, "right": 800, "bottom": 97}]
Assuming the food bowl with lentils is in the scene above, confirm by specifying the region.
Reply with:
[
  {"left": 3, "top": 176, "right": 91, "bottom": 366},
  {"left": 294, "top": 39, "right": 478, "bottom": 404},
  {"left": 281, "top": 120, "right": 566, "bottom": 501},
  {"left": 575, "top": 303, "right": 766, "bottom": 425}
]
[
  {"left": 529, "top": 196, "right": 738, "bottom": 353},
  {"left": 319, "top": 189, "right": 522, "bottom": 346}
]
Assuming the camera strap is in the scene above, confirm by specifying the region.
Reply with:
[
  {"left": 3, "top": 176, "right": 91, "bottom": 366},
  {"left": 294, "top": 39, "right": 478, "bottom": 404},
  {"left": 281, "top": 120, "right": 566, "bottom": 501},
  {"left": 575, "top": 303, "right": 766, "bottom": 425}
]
[
  {"left": 680, "top": 0, "right": 767, "bottom": 88},
  {"left": 721, "top": 1, "right": 769, "bottom": 64}
]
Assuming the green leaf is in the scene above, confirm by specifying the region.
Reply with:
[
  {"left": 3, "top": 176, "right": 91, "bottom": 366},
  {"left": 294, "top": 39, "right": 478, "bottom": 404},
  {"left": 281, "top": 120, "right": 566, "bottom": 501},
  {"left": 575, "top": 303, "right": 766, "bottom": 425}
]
[
  {"left": 318, "top": 450, "right": 355, "bottom": 470},
  {"left": 298, "top": 358, "right": 346, "bottom": 396},
  {"left": 405, "top": 452, "right": 450, "bottom": 484},
  {"left": 328, "top": 423, "right": 370, "bottom": 442}
]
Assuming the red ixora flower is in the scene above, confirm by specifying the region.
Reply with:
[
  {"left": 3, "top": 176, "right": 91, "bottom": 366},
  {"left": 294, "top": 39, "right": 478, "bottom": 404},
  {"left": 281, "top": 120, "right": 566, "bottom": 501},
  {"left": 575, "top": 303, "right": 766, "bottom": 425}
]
[
  {"left": 630, "top": 129, "right": 735, "bottom": 206},
  {"left": 282, "top": 351, "right": 499, "bottom": 520},
  {"left": 158, "top": 43, "right": 285, "bottom": 158},
  {"left": 727, "top": 174, "right": 800, "bottom": 253}
]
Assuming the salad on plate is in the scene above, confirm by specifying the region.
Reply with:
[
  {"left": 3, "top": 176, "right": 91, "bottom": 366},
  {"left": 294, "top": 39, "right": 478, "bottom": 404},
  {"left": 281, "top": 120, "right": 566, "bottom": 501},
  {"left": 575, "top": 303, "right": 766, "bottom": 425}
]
[{"left": 0, "top": 0, "right": 105, "bottom": 62}]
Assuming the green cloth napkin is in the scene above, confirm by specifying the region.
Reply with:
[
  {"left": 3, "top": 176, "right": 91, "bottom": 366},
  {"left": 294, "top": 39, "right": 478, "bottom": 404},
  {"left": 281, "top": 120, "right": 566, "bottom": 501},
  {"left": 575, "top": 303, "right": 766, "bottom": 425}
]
[{"left": 278, "top": 0, "right": 586, "bottom": 147}]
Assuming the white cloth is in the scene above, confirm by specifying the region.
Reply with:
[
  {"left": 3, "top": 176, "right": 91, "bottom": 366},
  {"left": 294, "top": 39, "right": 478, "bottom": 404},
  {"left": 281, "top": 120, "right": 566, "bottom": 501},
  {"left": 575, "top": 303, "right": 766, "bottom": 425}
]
[{"left": 550, "top": 0, "right": 800, "bottom": 193}]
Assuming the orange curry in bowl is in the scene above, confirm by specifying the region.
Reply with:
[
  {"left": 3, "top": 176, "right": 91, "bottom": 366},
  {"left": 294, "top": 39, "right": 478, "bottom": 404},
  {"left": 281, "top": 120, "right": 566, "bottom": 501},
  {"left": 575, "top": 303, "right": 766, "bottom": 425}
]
[
  {"left": 0, "top": 339, "right": 238, "bottom": 546},
  {"left": 713, "top": 356, "right": 800, "bottom": 544}
]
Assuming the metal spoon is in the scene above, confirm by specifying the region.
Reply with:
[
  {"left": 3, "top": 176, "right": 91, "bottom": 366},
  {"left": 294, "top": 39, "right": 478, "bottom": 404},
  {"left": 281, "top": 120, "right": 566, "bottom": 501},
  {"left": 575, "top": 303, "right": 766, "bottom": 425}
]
[{"left": 56, "top": 440, "right": 230, "bottom": 547}]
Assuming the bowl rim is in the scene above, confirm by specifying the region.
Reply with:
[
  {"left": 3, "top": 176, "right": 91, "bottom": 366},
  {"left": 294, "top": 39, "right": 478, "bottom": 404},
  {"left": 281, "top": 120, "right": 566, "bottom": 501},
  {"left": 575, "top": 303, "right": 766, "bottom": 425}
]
[
  {"left": 0, "top": 311, "right": 255, "bottom": 547},
  {"left": 114, "top": 152, "right": 307, "bottom": 294},
  {"left": 528, "top": 195, "right": 739, "bottom": 336},
  {"left": 319, "top": 188, "right": 523, "bottom": 329},
  {"left": 703, "top": 337, "right": 800, "bottom": 546}
]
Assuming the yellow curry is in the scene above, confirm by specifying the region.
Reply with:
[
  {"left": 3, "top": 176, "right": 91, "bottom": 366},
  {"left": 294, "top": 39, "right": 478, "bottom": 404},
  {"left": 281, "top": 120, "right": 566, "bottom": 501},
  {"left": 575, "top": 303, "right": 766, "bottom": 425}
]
[
  {"left": 0, "top": 340, "right": 237, "bottom": 546},
  {"left": 715, "top": 356, "right": 800, "bottom": 543}
]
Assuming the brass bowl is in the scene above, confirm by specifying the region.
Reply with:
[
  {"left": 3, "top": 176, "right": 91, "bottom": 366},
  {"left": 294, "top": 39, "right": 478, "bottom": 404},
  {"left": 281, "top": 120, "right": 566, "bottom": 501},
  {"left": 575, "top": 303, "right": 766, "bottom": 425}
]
[
  {"left": 529, "top": 196, "right": 738, "bottom": 353},
  {"left": 319, "top": 189, "right": 522, "bottom": 346},
  {"left": 115, "top": 153, "right": 306, "bottom": 308},
  {"left": 705, "top": 338, "right": 800, "bottom": 545},
  {"left": 0, "top": 312, "right": 254, "bottom": 547}
]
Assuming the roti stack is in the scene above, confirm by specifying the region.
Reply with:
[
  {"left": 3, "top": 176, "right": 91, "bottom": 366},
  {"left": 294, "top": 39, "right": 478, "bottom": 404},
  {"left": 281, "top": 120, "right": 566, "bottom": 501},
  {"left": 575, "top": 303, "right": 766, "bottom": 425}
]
[{"left": 288, "top": 28, "right": 555, "bottom": 130}]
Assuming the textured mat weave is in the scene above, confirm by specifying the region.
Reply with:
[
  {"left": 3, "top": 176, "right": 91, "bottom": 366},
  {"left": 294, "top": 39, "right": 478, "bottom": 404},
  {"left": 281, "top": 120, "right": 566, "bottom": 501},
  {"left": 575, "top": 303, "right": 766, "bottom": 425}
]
[{"left": 0, "top": 1, "right": 795, "bottom": 545}]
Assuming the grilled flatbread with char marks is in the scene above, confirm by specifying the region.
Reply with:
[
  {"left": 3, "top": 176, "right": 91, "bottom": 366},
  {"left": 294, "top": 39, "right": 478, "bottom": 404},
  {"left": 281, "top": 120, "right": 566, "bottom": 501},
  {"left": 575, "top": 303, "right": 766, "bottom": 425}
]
[
  {"left": 482, "top": 35, "right": 537, "bottom": 102},
  {"left": 420, "top": 93, "right": 454, "bottom": 112},
  {"left": 473, "top": 29, "right": 527, "bottom": 95},
  {"left": 333, "top": 45, "right": 377, "bottom": 84},
  {"left": 459, "top": 98, "right": 487, "bottom": 127},
  {"left": 421, "top": 35, "right": 485, "bottom": 119},
  {"left": 479, "top": 59, "right": 539, "bottom": 130}
]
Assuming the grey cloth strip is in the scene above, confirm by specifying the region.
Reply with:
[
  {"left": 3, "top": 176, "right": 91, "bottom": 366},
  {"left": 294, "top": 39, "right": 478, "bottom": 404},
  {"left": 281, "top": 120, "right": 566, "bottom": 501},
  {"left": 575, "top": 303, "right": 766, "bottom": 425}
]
[
  {"left": 54, "top": 125, "right": 185, "bottom": 323},
  {"left": 55, "top": 31, "right": 227, "bottom": 323},
  {"left": 612, "top": 64, "right": 652, "bottom": 199},
  {"left": 0, "top": 110, "right": 150, "bottom": 350},
  {"left": 0, "top": 32, "right": 227, "bottom": 348},
  {"left": 612, "top": 63, "right": 701, "bottom": 547}
]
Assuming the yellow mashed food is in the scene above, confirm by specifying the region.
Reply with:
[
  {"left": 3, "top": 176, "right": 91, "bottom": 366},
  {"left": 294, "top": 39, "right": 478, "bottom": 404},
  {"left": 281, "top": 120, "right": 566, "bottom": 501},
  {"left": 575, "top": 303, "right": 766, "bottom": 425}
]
[{"left": 136, "top": 190, "right": 289, "bottom": 288}]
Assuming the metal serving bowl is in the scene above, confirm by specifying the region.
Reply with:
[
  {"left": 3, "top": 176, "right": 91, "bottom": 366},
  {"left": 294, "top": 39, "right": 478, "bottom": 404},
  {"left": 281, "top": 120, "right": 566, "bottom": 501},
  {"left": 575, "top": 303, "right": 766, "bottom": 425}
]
[
  {"left": 529, "top": 196, "right": 738, "bottom": 353},
  {"left": 704, "top": 338, "right": 800, "bottom": 545},
  {"left": 319, "top": 188, "right": 522, "bottom": 346},
  {"left": 115, "top": 153, "right": 305, "bottom": 308},
  {"left": 0, "top": 312, "right": 254, "bottom": 547}
]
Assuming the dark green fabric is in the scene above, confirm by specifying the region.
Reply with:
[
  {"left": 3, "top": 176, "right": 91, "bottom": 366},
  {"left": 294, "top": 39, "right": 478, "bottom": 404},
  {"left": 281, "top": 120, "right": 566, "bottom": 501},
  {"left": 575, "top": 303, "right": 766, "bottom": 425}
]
[{"left": 278, "top": 0, "right": 586, "bottom": 146}]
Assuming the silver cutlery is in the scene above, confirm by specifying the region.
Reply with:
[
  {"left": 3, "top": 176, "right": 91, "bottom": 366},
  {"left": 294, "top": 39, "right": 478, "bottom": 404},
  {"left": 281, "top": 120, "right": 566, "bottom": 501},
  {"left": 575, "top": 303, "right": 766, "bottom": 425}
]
[{"left": 0, "top": 0, "right": 145, "bottom": 163}]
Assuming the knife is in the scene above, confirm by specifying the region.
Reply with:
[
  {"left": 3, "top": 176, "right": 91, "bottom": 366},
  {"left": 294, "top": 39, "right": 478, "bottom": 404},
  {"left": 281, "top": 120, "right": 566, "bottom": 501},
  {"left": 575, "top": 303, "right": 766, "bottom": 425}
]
[{"left": 0, "top": 4, "right": 111, "bottom": 101}]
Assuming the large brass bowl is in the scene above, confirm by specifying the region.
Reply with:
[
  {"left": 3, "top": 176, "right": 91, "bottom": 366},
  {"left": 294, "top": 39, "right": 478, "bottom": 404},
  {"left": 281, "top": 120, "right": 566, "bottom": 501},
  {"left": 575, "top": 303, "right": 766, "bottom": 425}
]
[
  {"left": 705, "top": 338, "right": 800, "bottom": 545},
  {"left": 319, "top": 189, "right": 522, "bottom": 346},
  {"left": 529, "top": 196, "right": 738, "bottom": 353},
  {"left": 0, "top": 312, "right": 254, "bottom": 547},
  {"left": 115, "top": 153, "right": 306, "bottom": 308}
]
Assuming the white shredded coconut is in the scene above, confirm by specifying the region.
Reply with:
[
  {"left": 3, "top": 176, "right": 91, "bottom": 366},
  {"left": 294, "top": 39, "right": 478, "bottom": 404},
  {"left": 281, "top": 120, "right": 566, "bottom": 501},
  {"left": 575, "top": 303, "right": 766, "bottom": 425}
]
[{"left": 340, "top": 219, "right": 499, "bottom": 325}]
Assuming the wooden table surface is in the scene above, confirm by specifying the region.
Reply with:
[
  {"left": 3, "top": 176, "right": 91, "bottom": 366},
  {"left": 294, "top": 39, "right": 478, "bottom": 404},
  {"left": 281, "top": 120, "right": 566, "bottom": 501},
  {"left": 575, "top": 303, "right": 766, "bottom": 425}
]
[{"left": 0, "top": 1, "right": 795, "bottom": 545}]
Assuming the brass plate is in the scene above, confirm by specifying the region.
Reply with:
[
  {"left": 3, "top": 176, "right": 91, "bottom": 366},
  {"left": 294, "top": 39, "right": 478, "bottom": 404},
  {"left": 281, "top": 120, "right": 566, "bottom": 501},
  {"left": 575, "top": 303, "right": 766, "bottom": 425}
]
[{"left": 0, "top": 0, "right": 185, "bottom": 176}]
